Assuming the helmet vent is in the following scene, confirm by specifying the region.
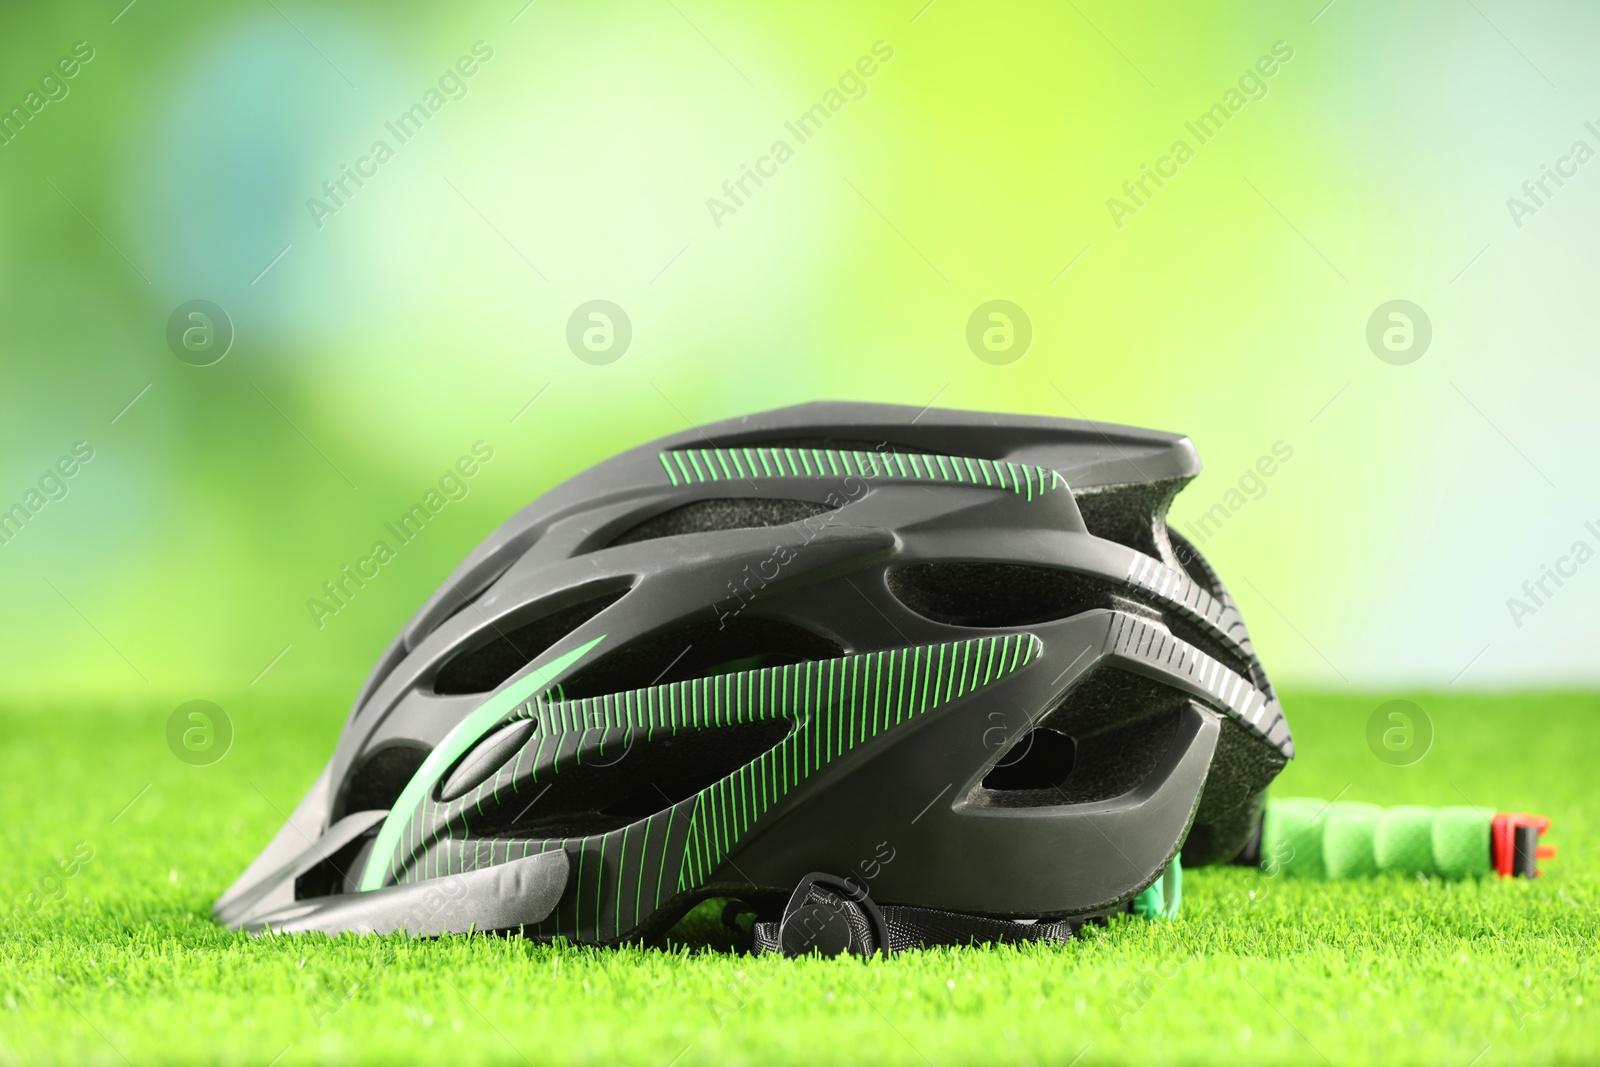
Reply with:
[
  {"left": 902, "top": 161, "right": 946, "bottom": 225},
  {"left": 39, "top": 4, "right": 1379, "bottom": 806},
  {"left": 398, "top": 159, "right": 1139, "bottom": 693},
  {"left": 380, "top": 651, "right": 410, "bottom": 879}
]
[
  {"left": 1071, "top": 479, "right": 1186, "bottom": 561},
  {"left": 464, "top": 719, "right": 793, "bottom": 839},
  {"left": 294, "top": 832, "right": 375, "bottom": 901},
  {"left": 1041, "top": 665, "right": 1190, "bottom": 739},
  {"left": 982, "top": 728, "right": 1075, "bottom": 791},
  {"left": 405, "top": 555, "right": 519, "bottom": 657},
  {"left": 432, "top": 587, "right": 627, "bottom": 696},
  {"left": 561, "top": 614, "right": 843, "bottom": 700},
  {"left": 607, "top": 497, "right": 837, "bottom": 547},
  {"left": 335, "top": 743, "right": 430, "bottom": 822},
  {"left": 429, "top": 561, "right": 512, "bottom": 632},
  {"left": 974, "top": 670, "right": 1187, "bottom": 809},
  {"left": 886, "top": 562, "right": 1117, "bottom": 627},
  {"left": 1158, "top": 612, "right": 1258, "bottom": 693},
  {"left": 1158, "top": 530, "right": 1271, "bottom": 696}
]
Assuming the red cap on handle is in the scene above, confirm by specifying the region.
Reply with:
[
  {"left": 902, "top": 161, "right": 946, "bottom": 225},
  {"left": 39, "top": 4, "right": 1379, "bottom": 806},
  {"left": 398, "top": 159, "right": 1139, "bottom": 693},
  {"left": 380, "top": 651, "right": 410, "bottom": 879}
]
[{"left": 1491, "top": 813, "right": 1552, "bottom": 878}]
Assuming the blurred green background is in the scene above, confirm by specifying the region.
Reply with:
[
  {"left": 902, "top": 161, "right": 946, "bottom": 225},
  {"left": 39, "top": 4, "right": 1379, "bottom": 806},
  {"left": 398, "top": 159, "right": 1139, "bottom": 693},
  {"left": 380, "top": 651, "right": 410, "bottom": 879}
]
[
  {"left": 2, "top": 0, "right": 1597, "bottom": 714},
  {"left": 5, "top": 4, "right": 1598, "bottom": 1063}
]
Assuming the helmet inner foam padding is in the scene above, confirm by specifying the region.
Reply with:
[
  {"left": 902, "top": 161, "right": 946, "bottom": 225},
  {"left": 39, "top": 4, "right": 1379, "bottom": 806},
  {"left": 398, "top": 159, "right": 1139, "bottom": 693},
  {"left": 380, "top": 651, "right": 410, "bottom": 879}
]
[
  {"left": 607, "top": 498, "right": 837, "bottom": 547},
  {"left": 1071, "top": 478, "right": 1187, "bottom": 561},
  {"left": 887, "top": 562, "right": 1118, "bottom": 627}
]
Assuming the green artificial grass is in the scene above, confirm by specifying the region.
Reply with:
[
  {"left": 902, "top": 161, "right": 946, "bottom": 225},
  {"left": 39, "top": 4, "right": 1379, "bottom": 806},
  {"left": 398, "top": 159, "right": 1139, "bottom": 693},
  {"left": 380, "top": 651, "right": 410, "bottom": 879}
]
[{"left": 2, "top": 691, "right": 1596, "bottom": 1066}]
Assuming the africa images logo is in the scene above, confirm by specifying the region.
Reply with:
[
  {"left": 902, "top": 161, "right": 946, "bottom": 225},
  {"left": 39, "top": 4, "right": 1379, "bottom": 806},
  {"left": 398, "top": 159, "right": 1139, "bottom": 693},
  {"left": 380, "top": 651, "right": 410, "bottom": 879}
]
[
  {"left": 705, "top": 40, "right": 895, "bottom": 229},
  {"left": 306, "top": 442, "right": 495, "bottom": 628},
  {"left": 305, "top": 41, "right": 495, "bottom": 229},
  {"left": 1105, "top": 40, "right": 1294, "bottom": 229},
  {"left": 1504, "top": 518, "right": 1600, "bottom": 629},
  {"left": 1504, "top": 121, "right": 1600, "bottom": 229},
  {"left": 0, "top": 40, "right": 96, "bottom": 149},
  {"left": 0, "top": 442, "right": 96, "bottom": 547}
]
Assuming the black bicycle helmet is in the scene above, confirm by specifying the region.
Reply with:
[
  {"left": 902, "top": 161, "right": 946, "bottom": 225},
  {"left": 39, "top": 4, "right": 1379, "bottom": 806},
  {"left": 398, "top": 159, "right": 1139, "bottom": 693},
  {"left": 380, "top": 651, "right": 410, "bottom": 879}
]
[{"left": 215, "top": 401, "right": 1291, "bottom": 950}]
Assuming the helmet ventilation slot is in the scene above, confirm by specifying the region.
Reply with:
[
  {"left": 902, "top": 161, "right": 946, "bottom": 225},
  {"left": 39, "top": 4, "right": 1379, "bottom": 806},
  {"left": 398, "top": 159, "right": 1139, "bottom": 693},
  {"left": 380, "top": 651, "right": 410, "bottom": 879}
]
[
  {"left": 975, "top": 668, "right": 1188, "bottom": 808},
  {"left": 1158, "top": 613, "right": 1260, "bottom": 694},
  {"left": 560, "top": 614, "right": 843, "bottom": 700},
  {"left": 607, "top": 497, "right": 837, "bottom": 547},
  {"left": 886, "top": 562, "right": 1119, "bottom": 628},
  {"left": 463, "top": 718, "right": 793, "bottom": 840},
  {"left": 333, "top": 742, "right": 430, "bottom": 822},
  {"left": 432, "top": 586, "right": 627, "bottom": 696},
  {"left": 405, "top": 554, "right": 519, "bottom": 658},
  {"left": 1071, "top": 478, "right": 1186, "bottom": 561},
  {"left": 982, "top": 728, "right": 1075, "bottom": 791},
  {"left": 427, "top": 559, "right": 513, "bottom": 633},
  {"left": 294, "top": 831, "right": 375, "bottom": 900}
]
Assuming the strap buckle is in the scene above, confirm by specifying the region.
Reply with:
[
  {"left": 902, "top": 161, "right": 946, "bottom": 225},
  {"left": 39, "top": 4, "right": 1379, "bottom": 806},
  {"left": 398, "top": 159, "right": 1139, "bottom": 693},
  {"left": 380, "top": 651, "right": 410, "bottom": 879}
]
[
  {"left": 751, "top": 872, "right": 1083, "bottom": 957},
  {"left": 773, "top": 873, "right": 890, "bottom": 958}
]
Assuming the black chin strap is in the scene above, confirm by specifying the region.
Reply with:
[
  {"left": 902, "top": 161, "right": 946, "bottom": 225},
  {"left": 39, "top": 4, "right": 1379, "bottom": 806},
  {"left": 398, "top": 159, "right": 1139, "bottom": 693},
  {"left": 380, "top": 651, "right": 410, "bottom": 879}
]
[{"left": 748, "top": 873, "right": 1079, "bottom": 957}]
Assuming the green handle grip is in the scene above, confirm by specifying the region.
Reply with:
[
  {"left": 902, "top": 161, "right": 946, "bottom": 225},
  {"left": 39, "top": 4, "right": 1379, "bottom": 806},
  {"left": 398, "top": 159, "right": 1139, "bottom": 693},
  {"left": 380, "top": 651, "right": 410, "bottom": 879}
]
[{"left": 1262, "top": 798, "right": 1492, "bottom": 879}]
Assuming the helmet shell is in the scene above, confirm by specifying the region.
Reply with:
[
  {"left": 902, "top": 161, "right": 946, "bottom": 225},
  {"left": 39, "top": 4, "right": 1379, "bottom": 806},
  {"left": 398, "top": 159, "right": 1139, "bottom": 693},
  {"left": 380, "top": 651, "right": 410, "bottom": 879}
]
[{"left": 215, "top": 402, "right": 1290, "bottom": 941}]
